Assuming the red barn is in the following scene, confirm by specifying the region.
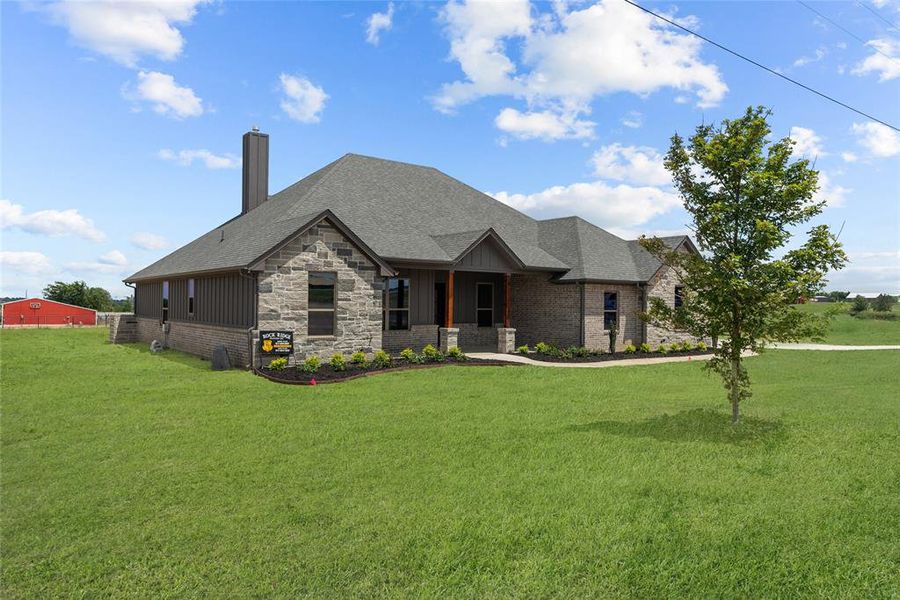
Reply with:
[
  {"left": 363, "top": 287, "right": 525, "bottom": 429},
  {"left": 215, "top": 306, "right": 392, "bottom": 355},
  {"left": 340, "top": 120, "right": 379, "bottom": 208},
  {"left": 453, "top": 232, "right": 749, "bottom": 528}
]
[{"left": 1, "top": 298, "right": 97, "bottom": 327}]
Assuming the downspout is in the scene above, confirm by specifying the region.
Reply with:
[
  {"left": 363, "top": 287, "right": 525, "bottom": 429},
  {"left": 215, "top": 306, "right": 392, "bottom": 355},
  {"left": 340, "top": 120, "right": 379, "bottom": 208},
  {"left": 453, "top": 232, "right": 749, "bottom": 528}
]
[
  {"left": 579, "top": 282, "right": 585, "bottom": 347},
  {"left": 638, "top": 282, "right": 647, "bottom": 345},
  {"left": 125, "top": 282, "right": 135, "bottom": 314},
  {"left": 239, "top": 268, "right": 258, "bottom": 369}
]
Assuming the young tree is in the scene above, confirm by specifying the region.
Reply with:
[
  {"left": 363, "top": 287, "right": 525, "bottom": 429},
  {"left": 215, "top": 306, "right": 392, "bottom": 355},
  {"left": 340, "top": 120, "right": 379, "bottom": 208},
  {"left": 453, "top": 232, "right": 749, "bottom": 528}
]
[
  {"left": 872, "top": 294, "right": 896, "bottom": 312},
  {"left": 850, "top": 295, "right": 870, "bottom": 314},
  {"left": 640, "top": 106, "right": 846, "bottom": 424}
]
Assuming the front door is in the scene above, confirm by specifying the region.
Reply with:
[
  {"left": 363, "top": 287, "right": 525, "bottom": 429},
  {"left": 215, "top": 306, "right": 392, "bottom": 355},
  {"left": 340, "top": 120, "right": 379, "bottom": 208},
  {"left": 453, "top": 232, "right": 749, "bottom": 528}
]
[{"left": 434, "top": 282, "right": 446, "bottom": 326}]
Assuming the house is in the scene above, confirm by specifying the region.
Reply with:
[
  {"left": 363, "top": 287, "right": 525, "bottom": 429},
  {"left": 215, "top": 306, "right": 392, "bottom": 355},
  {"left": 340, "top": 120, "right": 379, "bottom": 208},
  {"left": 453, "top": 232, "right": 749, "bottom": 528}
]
[
  {"left": 2, "top": 298, "right": 97, "bottom": 327},
  {"left": 119, "top": 129, "right": 696, "bottom": 367}
]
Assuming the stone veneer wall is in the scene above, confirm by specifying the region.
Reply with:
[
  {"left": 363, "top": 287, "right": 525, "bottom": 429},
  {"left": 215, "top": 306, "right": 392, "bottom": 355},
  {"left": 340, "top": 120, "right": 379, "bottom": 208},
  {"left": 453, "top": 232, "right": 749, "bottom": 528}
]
[
  {"left": 382, "top": 325, "right": 439, "bottom": 353},
  {"left": 510, "top": 273, "right": 582, "bottom": 348},
  {"left": 131, "top": 316, "right": 252, "bottom": 367},
  {"left": 456, "top": 323, "right": 501, "bottom": 349},
  {"left": 583, "top": 283, "right": 642, "bottom": 351},
  {"left": 108, "top": 313, "right": 138, "bottom": 343},
  {"left": 255, "top": 220, "right": 383, "bottom": 365}
]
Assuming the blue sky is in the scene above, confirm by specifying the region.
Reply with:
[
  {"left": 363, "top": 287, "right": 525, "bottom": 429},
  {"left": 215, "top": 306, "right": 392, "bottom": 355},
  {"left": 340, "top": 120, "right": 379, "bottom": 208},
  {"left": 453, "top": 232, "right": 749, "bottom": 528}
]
[{"left": 2, "top": 0, "right": 898, "bottom": 298}]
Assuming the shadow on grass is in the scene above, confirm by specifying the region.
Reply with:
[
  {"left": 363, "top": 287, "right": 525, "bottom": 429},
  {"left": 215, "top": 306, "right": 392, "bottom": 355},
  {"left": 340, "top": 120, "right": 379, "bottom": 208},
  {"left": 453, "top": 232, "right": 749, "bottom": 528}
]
[
  {"left": 114, "top": 341, "right": 214, "bottom": 371},
  {"left": 569, "top": 408, "right": 784, "bottom": 445}
]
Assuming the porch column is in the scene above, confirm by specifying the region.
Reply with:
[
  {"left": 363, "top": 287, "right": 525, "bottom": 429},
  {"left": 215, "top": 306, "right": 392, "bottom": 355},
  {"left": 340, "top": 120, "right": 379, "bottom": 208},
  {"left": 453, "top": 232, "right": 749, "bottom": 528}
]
[
  {"left": 445, "top": 270, "right": 454, "bottom": 328},
  {"left": 497, "top": 272, "right": 515, "bottom": 353},
  {"left": 440, "top": 270, "right": 458, "bottom": 353}
]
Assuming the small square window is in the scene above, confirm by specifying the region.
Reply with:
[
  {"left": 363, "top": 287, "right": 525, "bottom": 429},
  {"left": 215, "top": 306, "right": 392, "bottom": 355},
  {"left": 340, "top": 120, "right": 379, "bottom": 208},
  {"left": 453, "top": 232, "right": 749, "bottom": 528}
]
[{"left": 675, "top": 286, "right": 684, "bottom": 308}]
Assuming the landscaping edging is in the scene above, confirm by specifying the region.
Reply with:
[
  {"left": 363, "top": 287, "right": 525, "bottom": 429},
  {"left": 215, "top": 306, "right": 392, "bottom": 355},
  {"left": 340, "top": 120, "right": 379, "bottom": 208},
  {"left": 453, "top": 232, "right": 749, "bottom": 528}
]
[
  {"left": 525, "top": 348, "right": 714, "bottom": 363},
  {"left": 254, "top": 358, "right": 521, "bottom": 385}
]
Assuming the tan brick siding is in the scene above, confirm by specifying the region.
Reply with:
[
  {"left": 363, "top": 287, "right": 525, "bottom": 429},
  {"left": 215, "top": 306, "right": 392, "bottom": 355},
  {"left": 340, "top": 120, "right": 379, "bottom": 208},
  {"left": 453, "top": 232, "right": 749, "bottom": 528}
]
[
  {"left": 383, "top": 325, "right": 439, "bottom": 353},
  {"left": 132, "top": 316, "right": 252, "bottom": 367},
  {"left": 583, "top": 283, "right": 642, "bottom": 351},
  {"left": 510, "top": 273, "right": 581, "bottom": 347}
]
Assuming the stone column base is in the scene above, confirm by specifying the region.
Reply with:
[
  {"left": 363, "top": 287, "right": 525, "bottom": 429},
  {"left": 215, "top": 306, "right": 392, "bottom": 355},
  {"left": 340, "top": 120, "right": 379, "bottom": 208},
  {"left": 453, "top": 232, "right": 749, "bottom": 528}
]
[
  {"left": 497, "top": 327, "right": 516, "bottom": 353},
  {"left": 438, "top": 327, "right": 459, "bottom": 353}
]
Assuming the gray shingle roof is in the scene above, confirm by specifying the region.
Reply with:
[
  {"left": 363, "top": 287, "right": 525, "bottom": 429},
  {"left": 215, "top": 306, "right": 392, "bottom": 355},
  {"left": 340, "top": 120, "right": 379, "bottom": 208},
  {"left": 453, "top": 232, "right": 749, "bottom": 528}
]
[{"left": 127, "top": 153, "right": 688, "bottom": 283}]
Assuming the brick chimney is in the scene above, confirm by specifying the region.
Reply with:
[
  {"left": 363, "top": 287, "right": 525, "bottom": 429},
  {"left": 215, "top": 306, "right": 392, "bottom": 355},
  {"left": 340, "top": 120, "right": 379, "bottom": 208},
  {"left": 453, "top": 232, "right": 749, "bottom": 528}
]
[{"left": 242, "top": 127, "right": 269, "bottom": 214}]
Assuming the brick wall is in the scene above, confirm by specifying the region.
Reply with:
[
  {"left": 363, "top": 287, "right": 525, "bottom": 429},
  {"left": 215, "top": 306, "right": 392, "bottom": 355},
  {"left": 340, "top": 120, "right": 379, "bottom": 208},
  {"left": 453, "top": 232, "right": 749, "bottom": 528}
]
[
  {"left": 644, "top": 265, "right": 697, "bottom": 347},
  {"left": 383, "top": 324, "right": 439, "bottom": 353},
  {"left": 108, "top": 313, "right": 138, "bottom": 343},
  {"left": 510, "top": 273, "right": 582, "bottom": 348},
  {"left": 255, "top": 220, "right": 383, "bottom": 365},
  {"left": 583, "top": 283, "right": 642, "bottom": 351},
  {"left": 132, "top": 316, "right": 252, "bottom": 367}
]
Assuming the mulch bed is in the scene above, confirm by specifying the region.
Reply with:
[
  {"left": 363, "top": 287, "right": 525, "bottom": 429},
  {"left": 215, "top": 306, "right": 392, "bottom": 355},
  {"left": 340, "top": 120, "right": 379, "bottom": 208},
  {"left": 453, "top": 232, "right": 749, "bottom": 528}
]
[
  {"left": 255, "top": 357, "right": 520, "bottom": 385},
  {"left": 525, "top": 349, "right": 714, "bottom": 363}
]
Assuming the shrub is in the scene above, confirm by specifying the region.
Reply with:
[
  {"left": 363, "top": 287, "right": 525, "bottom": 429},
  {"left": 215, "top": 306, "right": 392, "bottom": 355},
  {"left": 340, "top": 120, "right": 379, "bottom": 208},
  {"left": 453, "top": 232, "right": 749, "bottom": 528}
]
[
  {"left": 567, "top": 346, "right": 591, "bottom": 358},
  {"left": 399, "top": 347, "right": 416, "bottom": 362},
  {"left": 329, "top": 353, "right": 346, "bottom": 371},
  {"left": 639, "top": 343, "right": 652, "bottom": 353},
  {"left": 350, "top": 351, "right": 368, "bottom": 367},
  {"left": 447, "top": 346, "right": 467, "bottom": 361},
  {"left": 696, "top": 341, "right": 708, "bottom": 351},
  {"left": 608, "top": 321, "right": 619, "bottom": 354},
  {"left": 669, "top": 342, "right": 682, "bottom": 352},
  {"left": 516, "top": 344, "right": 530, "bottom": 355},
  {"left": 855, "top": 310, "right": 898, "bottom": 321},
  {"left": 301, "top": 355, "right": 321, "bottom": 373},
  {"left": 681, "top": 340, "right": 694, "bottom": 351},
  {"left": 657, "top": 344, "right": 669, "bottom": 354},
  {"left": 850, "top": 295, "right": 869, "bottom": 314},
  {"left": 535, "top": 342, "right": 552, "bottom": 355},
  {"left": 421, "top": 344, "right": 443, "bottom": 362},
  {"left": 624, "top": 344, "right": 637, "bottom": 354},
  {"left": 872, "top": 294, "right": 897, "bottom": 312},
  {"left": 373, "top": 349, "right": 392, "bottom": 369},
  {"left": 266, "top": 357, "right": 288, "bottom": 371}
]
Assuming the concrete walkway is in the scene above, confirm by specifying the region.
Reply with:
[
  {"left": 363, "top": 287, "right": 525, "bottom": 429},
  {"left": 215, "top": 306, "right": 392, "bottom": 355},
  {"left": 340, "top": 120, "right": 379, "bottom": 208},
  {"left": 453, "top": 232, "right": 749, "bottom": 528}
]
[
  {"left": 769, "top": 343, "right": 900, "bottom": 351},
  {"left": 469, "top": 352, "right": 720, "bottom": 368}
]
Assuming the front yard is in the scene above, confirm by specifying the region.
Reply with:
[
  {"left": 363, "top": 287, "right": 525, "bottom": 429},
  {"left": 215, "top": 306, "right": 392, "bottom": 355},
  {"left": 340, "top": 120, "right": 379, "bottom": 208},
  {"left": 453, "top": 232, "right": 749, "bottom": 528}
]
[{"left": 2, "top": 328, "right": 898, "bottom": 597}]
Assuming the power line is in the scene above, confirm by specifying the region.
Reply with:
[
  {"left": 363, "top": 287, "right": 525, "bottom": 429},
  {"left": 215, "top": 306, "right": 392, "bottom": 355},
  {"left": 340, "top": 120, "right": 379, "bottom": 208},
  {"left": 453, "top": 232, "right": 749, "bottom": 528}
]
[
  {"left": 620, "top": 0, "right": 900, "bottom": 132},
  {"left": 797, "top": 0, "right": 898, "bottom": 64},
  {"left": 857, "top": 1, "right": 899, "bottom": 32}
]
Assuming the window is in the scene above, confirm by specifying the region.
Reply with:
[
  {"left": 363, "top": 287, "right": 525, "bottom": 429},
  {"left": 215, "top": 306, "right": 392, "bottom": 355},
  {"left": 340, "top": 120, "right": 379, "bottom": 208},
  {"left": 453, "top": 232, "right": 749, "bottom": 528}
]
[
  {"left": 476, "top": 282, "right": 493, "bottom": 327},
  {"left": 674, "top": 285, "right": 684, "bottom": 308},
  {"left": 308, "top": 272, "right": 336, "bottom": 336},
  {"left": 385, "top": 277, "right": 410, "bottom": 330},
  {"left": 603, "top": 291, "right": 617, "bottom": 330},
  {"left": 188, "top": 278, "right": 195, "bottom": 316},
  {"left": 162, "top": 280, "right": 169, "bottom": 323}
]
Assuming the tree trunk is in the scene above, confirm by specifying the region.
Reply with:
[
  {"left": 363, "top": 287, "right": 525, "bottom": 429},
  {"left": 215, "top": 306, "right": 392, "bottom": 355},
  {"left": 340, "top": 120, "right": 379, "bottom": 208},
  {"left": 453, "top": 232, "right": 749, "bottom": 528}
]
[{"left": 730, "top": 356, "right": 741, "bottom": 425}]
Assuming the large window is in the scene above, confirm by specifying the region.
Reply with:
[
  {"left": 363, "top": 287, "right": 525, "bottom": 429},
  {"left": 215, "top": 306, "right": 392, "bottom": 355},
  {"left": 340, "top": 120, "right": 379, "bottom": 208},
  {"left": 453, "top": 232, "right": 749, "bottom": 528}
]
[
  {"left": 308, "top": 272, "right": 336, "bottom": 336},
  {"left": 674, "top": 285, "right": 684, "bottom": 308},
  {"left": 188, "top": 278, "right": 195, "bottom": 316},
  {"left": 603, "top": 291, "right": 617, "bottom": 330},
  {"left": 476, "top": 282, "right": 493, "bottom": 328},
  {"left": 162, "top": 281, "right": 169, "bottom": 323},
  {"left": 385, "top": 277, "right": 410, "bottom": 330}
]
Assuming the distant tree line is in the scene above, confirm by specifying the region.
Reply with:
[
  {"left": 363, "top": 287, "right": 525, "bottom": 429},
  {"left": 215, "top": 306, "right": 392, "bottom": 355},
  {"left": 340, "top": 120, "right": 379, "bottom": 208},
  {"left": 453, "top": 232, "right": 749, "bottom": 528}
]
[{"left": 42, "top": 281, "right": 132, "bottom": 312}]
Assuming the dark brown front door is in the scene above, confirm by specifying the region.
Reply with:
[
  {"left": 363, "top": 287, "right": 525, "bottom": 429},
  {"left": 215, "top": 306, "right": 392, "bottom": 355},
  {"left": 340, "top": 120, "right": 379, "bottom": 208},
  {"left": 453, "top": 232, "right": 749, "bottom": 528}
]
[{"left": 434, "top": 282, "right": 446, "bottom": 326}]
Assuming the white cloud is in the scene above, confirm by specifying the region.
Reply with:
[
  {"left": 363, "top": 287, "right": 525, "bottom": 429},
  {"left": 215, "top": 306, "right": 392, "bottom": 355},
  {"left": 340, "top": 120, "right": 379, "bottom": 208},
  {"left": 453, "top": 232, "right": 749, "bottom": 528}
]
[
  {"left": 621, "top": 111, "right": 643, "bottom": 128},
  {"left": 591, "top": 144, "right": 671, "bottom": 186},
  {"left": 814, "top": 172, "right": 850, "bottom": 208},
  {"left": 792, "top": 47, "right": 826, "bottom": 68},
  {"left": 98, "top": 250, "right": 128, "bottom": 266},
  {"left": 850, "top": 250, "right": 900, "bottom": 261},
  {"left": 130, "top": 232, "right": 170, "bottom": 251},
  {"left": 435, "top": 0, "right": 727, "bottom": 140},
  {"left": 40, "top": 0, "right": 210, "bottom": 67},
  {"left": 492, "top": 181, "right": 680, "bottom": 229},
  {"left": 278, "top": 74, "right": 328, "bottom": 123},
  {"left": 366, "top": 2, "right": 395, "bottom": 45},
  {"left": 790, "top": 126, "right": 828, "bottom": 158},
  {"left": 124, "top": 71, "right": 204, "bottom": 118},
  {"left": 841, "top": 151, "right": 858, "bottom": 163},
  {"left": 0, "top": 251, "right": 55, "bottom": 275},
  {"left": 0, "top": 199, "right": 106, "bottom": 242},
  {"left": 852, "top": 39, "right": 900, "bottom": 82},
  {"left": 494, "top": 107, "right": 595, "bottom": 141},
  {"left": 851, "top": 121, "right": 900, "bottom": 157},
  {"left": 158, "top": 148, "right": 240, "bottom": 169}
]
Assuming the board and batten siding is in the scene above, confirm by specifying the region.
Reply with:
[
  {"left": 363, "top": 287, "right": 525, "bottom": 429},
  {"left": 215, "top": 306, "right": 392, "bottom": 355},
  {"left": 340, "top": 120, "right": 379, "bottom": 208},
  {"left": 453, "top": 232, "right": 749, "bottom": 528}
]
[
  {"left": 454, "top": 237, "right": 518, "bottom": 272},
  {"left": 134, "top": 272, "right": 256, "bottom": 328}
]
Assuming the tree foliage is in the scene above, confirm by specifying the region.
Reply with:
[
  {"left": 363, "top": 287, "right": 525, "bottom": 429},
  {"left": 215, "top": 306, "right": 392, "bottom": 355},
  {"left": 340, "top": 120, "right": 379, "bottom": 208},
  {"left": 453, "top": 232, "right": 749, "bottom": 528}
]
[
  {"left": 42, "top": 280, "right": 129, "bottom": 312},
  {"left": 640, "top": 106, "right": 846, "bottom": 424}
]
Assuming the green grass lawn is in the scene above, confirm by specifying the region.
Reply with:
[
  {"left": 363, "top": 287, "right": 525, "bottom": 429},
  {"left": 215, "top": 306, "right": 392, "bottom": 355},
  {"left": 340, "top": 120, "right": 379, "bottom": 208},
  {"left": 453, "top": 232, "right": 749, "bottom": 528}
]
[
  {"left": 2, "top": 328, "right": 899, "bottom": 598},
  {"left": 793, "top": 302, "right": 900, "bottom": 345}
]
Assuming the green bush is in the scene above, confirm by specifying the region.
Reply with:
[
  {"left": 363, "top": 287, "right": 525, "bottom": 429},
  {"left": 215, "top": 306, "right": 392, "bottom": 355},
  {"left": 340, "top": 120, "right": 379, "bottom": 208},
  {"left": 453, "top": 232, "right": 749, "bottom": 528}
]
[
  {"left": 535, "top": 342, "right": 552, "bottom": 355},
  {"left": 696, "top": 341, "right": 708, "bottom": 351},
  {"left": 266, "top": 357, "right": 288, "bottom": 371},
  {"left": 329, "top": 353, "right": 346, "bottom": 371},
  {"left": 373, "top": 349, "right": 392, "bottom": 369},
  {"left": 624, "top": 344, "right": 637, "bottom": 354},
  {"left": 567, "top": 346, "right": 591, "bottom": 358},
  {"left": 399, "top": 348, "right": 416, "bottom": 362},
  {"left": 657, "top": 344, "right": 669, "bottom": 354},
  {"left": 872, "top": 294, "right": 897, "bottom": 312},
  {"left": 639, "top": 343, "right": 652, "bottom": 353},
  {"left": 350, "top": 351, "right": 368, "bottom": 367},
  {"left": 516, "top": 344, "right": 530, "bottom": 355},
  {"left": 669, "top": 342, "right": 682, "bottom": 352},
  {"left": 855, "top": 310, "right": 898, "bottom": 321},
  {"left": 421, "top": 344, "right": 443, "bottom": 362},
  {"left": 301, "top": 355, "right": 321, "bottom": 374},
  {"left": 850, "top": 295, "right": 869, "bottom": 314},
  {"left": 447, "top": 346, "right": 467, "bottom": 361},
  {"left": 681, "top": 340, "right": 694, "bottom": 351}
]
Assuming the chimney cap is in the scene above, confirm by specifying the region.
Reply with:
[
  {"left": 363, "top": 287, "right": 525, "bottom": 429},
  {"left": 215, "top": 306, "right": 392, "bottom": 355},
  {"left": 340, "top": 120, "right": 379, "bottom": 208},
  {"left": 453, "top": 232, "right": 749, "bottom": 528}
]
[{"left": 251, "top": 125, "right": 260, "bottom": 133}]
